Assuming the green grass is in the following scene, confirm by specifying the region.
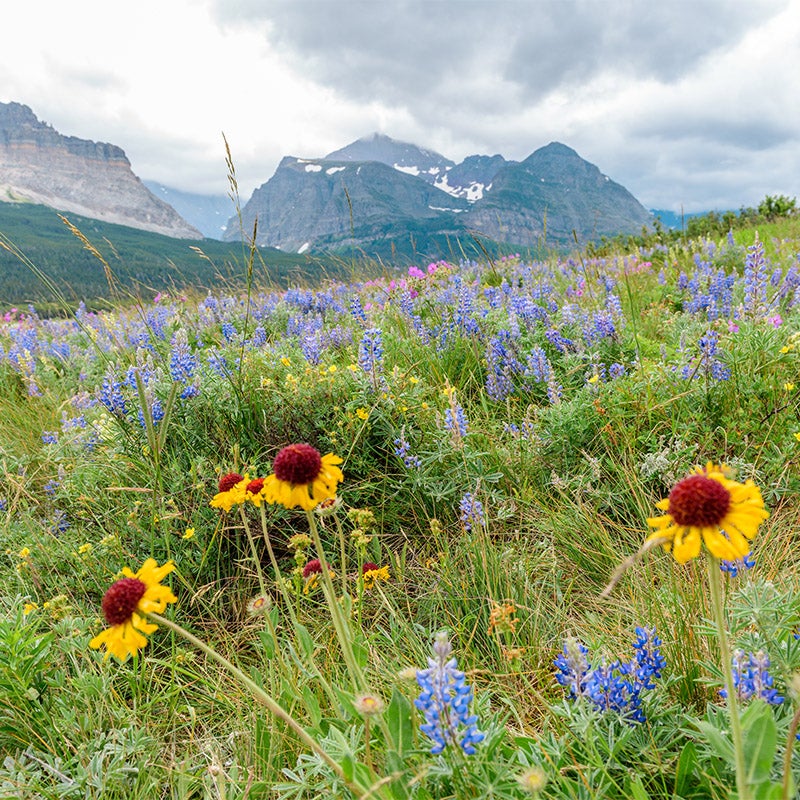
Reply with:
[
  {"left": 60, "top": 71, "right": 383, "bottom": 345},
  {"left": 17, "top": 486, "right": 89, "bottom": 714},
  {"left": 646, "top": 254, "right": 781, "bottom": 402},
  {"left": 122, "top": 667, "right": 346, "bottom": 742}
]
[{"left": 0, "top": 213, "right": 799, "bottom": 798}]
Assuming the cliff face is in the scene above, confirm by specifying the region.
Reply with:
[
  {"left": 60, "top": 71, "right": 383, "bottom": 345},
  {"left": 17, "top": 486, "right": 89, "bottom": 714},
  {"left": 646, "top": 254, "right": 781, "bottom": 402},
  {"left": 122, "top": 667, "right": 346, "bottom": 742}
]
[{"left": 0, "top": 102, "right": 201, "bottom": 239}]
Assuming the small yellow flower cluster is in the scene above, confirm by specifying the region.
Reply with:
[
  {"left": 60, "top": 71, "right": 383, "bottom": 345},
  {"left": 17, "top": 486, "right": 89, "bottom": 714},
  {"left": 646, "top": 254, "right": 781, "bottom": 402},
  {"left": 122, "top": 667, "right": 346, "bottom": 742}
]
[
  {"left": 488, "top": 601, "right": 519, "bottom": 636},
  {"left": 24, "top": 594, "right": 72, "bottom": 619},
  {"left": 362, "top": 565, "right": 390, "bottom": 591}
]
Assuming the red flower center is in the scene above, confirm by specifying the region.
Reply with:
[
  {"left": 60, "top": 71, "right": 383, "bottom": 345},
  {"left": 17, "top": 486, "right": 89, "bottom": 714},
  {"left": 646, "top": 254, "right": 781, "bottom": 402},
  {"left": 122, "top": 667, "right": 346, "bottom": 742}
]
[
  {"left": 101, "top": 577, "right": 147, "bottom": 625},
  {"left": 218, "top": 472, "right": 243, "bottom": 492},
  {"left": 273, "top": 444, "right": 322, "bottom": 485},
  {"left": 668, "top": 474, "right": 731, "bottom": 527},
  {"left": 362, "top": 562, "right": 379, "bottom": 574},
  {"left": 246, "top": 478, "right": 265, "bottom": 494},
  {"left": 303, "top": 558, "right": 322, "bottom": 578}
]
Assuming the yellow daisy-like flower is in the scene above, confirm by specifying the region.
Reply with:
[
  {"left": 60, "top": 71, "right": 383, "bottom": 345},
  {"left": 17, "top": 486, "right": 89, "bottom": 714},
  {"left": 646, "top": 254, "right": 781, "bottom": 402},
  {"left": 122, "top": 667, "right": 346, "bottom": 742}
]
[
  {"left": 209, "top": 472, "right": 248, "bottom": 512},
  {"left": 646, "top": 462, "right": 769, "bottom": 564},
  {"left": 362, "top": 564, "right": 390, "bottom": 590},
  {"left": 262, "top": 444, "right": 343, "bottom": 511},
  {"left": 89, "top": 559, "right": 177, "bottom": 661}
]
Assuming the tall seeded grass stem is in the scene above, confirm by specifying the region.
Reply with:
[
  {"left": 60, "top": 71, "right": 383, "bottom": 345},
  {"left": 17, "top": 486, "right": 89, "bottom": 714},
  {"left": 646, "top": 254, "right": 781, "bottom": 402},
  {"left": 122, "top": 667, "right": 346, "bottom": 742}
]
[
  {"left": 782, "top": 703, "right": 800, "bottom": 800},
  {"left": 238, "top": 506, "right": 268, "bottom": 598},
  {"left": 306, "top": 509, "right": 367, "bottom": 692},
  {"left": 707, "top": 555, "right": 750, "bottom": 800}
]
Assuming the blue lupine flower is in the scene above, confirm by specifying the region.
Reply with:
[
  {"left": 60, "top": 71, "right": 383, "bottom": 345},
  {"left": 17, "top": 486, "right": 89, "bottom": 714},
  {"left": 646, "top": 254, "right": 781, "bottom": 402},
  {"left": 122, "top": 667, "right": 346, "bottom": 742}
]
[
  {"left": 460, "top": 493, "right": 484, "bottom": 532},
  {"left": 720, "top": 552, "right": 756, "bottom": 576},
  {"left": 250, "top": 325, "right": 267, "bottom": 348},
  {"left": 609, "top": 362, "right": 626, "bottom": 380},
  {"left": 721, "top": 650, "right": 784, "bottom": 705},
  {"left": 41, "top": 431, "right": 58, "bottom": 445},
  {"left": 584, "top": 659, "right": 643, "bottom": 721},
  {"left": 444, "top": 404, "right": 468, "bottom": 439},
  {"left": 99, "top": 369, "right": 127, "bottom": 416},
  {"left": 682, "top": 329, "right": 730, "bottom": 381},
  {"left": 49, "top": 509, "right": 69, "bottom": 536},
  {"left": 555, "top": 627, "right": 665, "bottom": 723},
  {"left": 394, "top": 437, "right": 422, "bottom": 469},
  {"left": 486, "top": 331, "right": 522, "bottom": 401},
  {"left": 415, "top": 631, "right": 484, "bottom": 755},
  {"left": 221, "top": 321, "right": 237, "bottom": 342},
  {"left": 349, "top": 296, "right": 368, "bottom": 326},
  {"left": 169, "top": 331, "right": 200, "bottom": 398},
  {"left": 554, "top": 638, "right": 590, "bottom": 699},
  {"left": 744, "top": 236, "right": 769, "bottom": 319},
  {"left": 632, "top": 627, "right": 666, "bottom": 690},
  {"left": 358, "top": 328, "right": 384, "bottom": 387}
]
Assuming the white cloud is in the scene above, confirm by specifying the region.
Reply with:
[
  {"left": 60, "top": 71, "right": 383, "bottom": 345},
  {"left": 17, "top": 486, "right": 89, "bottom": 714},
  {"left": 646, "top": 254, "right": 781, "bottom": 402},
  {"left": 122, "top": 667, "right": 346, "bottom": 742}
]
[{"left": 0, "top": 0, "right": 797, "bottom": 210}]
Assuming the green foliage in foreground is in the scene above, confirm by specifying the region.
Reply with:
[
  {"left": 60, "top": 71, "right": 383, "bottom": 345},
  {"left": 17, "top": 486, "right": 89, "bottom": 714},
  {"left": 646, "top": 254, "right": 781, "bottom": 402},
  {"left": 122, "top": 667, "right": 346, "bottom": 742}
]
[{"left": 0, "top": 216, "right": 799, "bottom": 798}]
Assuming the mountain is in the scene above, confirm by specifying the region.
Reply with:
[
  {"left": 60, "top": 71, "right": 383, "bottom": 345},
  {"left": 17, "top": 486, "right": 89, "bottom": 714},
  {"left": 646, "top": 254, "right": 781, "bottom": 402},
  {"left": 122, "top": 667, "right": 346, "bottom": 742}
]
[
  {"left": 462, "top": 142, "right": 653, "bottom": 245},
  {"left": 0, "top": 102, "right": 201, "bottom": 239},
  {"left": 144, "top": 181, "right": 234, "bottom": 239},
  {"left": 225, "top": 134, "right": 652, "bottom": 257},
  {"left": 223, "top": 155, "right": 470, "bottom": 254}
]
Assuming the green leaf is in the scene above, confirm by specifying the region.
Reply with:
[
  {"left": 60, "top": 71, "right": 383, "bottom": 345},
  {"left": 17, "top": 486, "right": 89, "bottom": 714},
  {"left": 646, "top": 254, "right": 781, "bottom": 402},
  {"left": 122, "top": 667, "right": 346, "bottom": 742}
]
[
  {"left": 695, "top": 719, "right": 735, "bottom": 765},
  {"left": 752, "top": 780, "right": 784, "bottom": 800},
  {"left": 341, "top": 753, "right": 355, "bottom": 784},
  {"left": 295, "top": 623, "right": 316, "bottom": 661},
  {"left": 258, "top": 628, "right": 275, "bottom": 659},
  {"left": 625, "top": 774, "right": 651, "bottom": 800},
  {"left": 674, "top": 740, "right": 698, "bottom": 797},
  {"left": 352, "top": 632, "right": 369, "bottom": 669},
  {"left": 386, "top": 686, "right": 414, "bottom": 755},
  {"left": 742, "top": 701, "right": 778, "bottom": 784},
  {"left": 301, "top": 685, "right": 322, "bottom": 728}
]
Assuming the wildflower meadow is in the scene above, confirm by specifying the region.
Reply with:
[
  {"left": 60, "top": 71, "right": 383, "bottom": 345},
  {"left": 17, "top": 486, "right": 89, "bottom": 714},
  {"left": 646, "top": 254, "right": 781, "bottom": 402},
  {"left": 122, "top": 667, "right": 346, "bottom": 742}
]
[{"left": 1, "top": 210, "right": 800, "bottom": 799}]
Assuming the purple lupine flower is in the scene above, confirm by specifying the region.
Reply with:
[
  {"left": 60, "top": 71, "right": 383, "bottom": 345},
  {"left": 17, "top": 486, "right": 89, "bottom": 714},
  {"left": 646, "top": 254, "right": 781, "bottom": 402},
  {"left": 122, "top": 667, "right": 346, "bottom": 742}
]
[
  {"left": 444, "top": 404, "right": 468, "bottom": 439},
  {"left": 358, "top": 328, "right": 384, "bottom": 387},
  {"left": 555, "top": 627, "right": 665, "bottom": 723},
  {"left": 720, "top": 552, "right": 756, "bottom": 577},
  {"left": 415, "top": 632, "right": 484, "bottom": 755},
  {"left": 394, "top": 437, "right": 421, "bottom": 469},
  {"left": 554, "top": 638, "right": 590, "bottom": 699},
  {"left": 721, "top": 650, "right": 784, "bottom": 705},
  {"left": 460, "top": 492, "right": 484, "bottom": 532},
  {"left": 744, "top": 236, "right": 769, "bottom": 319}
]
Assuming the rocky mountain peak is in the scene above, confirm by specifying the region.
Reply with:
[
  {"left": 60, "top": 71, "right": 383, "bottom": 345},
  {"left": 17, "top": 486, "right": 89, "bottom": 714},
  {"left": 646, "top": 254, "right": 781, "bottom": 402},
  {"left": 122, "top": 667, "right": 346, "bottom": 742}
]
[{"left": 0, "top": 101, "right": 201, "bottom": 239}]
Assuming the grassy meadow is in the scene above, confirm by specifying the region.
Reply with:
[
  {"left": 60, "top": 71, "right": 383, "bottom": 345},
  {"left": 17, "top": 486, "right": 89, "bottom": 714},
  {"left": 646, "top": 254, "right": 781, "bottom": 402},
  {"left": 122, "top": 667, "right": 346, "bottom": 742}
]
[{"left": 1, "top": 212, "right": 799, "bottom": 799}]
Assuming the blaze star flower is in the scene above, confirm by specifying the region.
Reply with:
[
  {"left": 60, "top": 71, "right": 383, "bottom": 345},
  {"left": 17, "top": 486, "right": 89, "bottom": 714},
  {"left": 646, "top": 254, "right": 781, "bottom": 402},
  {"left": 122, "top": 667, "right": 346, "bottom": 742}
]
[
  {"left": 647, "top": 462, "right": 768, "bottom": 564},
  {"left": 209, "top": 472, "right": 248, "bottom": 513},
  {"left": 89, "top": 559, "right": 177, "bottom": 661},
  {"left": 262, "top": 444, "right": 343, "bottom": 511}
]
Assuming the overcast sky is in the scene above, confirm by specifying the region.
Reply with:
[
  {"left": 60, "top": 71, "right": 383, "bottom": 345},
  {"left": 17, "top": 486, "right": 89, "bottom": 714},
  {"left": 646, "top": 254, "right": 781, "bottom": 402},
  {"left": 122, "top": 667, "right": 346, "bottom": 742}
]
[{"left": 1, "top": 0, "right": 798, "bottom": 212}]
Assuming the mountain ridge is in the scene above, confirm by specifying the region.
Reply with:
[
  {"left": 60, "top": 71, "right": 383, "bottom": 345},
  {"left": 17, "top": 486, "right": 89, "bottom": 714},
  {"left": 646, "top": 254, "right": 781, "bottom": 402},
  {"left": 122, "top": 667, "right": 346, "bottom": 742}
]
[
  {"left": 224, "top": 134, "right": 653, "bottom": 255},
  {"left": 0, "top": 102, "right": 202, "bottom": 239}
]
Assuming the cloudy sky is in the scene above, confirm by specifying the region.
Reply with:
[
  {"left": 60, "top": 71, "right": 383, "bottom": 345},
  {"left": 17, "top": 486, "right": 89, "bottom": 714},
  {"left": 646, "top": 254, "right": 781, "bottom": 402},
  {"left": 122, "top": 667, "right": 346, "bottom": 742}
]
[{"left": 1, "top": 0, "right": 798, "bottom": 212}]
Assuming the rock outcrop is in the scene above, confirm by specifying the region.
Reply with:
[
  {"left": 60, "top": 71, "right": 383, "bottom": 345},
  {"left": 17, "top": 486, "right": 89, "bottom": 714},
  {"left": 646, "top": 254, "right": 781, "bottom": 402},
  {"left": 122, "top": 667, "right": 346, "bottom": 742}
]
[{"left": 0, "top": 102, "right": 201, "bottom": 239}]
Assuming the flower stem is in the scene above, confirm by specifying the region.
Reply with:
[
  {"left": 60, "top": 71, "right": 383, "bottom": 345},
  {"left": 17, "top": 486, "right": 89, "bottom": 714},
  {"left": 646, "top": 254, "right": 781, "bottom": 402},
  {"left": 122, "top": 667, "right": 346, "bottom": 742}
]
[
  {"left": 781, "top": 703, "right": 800, "bottom": 800},
  {"left": 707, "top": 555, "right": 750, "bottom": 800},
  {"left": 148, "top": 612, "right": 371, "bottom": 798},
  {"left": 306, "top": 510, "right": 367, "bottom": 692}
]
